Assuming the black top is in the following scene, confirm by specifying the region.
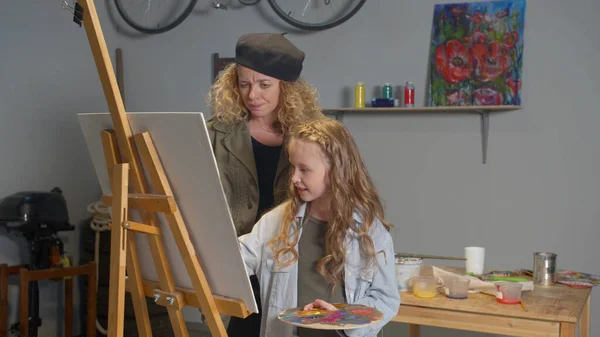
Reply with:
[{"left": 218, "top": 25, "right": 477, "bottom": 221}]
[
  {"left": 251, "top": 137, "right": 282, "bottom": 221},
  {"left": 297, "top": 216, "right": 345, "bottom": 337}
]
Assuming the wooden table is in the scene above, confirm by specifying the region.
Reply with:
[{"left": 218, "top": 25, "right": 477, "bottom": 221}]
[
  {"left": 393, "top": 267, "right": 592, "bottom": 337},
  {"left": 0, "top": 262, "right": 97, "bottom": 337}
]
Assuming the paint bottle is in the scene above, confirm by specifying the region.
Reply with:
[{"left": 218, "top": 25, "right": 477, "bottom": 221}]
[
  {"left": 355, "top": 82, "right": 365, "bottom": 108},
  {"left": 382, "top": 82, "right": 393, "bottom": 99},
  {"left": 404, "top": 81, "right": 415, "bottom": 107}
]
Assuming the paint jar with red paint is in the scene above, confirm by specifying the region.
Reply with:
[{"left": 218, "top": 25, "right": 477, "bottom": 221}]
[
  {"left": 496, "top": 282, "right": 523, "bottom": 304},
  {"left": 404, "top": 81, "right": 415, "bottom": 107}
]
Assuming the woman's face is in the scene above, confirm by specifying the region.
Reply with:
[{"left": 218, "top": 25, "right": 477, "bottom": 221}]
[{"left": 237, "top": 65, "right": 281, "bottom": 119}]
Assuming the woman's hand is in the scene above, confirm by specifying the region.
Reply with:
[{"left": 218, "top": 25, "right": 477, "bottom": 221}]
[{"left": 303, "top": 299, "right": 338, "bottom": 311}]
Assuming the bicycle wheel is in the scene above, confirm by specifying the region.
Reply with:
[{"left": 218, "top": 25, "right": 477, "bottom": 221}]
[
  {"left": 267, "top": 0, "right": 366, "bottom": 31},
  {"left": 114, "top": 0, "right": 198, "bottom": 34}
]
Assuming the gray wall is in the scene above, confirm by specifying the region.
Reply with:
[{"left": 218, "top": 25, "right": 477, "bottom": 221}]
[
  {"left": 0, "top": 0, "right": 118, "bottom": 336},
  {"left": 1, "top": 0, "right": 598, "bottom": 336},
  {"left": 110, "top": 0, "right": 600, "bottom": 336}
]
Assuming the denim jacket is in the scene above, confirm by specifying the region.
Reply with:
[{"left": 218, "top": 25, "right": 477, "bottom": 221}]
[{"left": 238, "top": 203, "right": 400, "bottom": 337}]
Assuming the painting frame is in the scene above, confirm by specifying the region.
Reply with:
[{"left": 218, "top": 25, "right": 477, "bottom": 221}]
[{"left": 427, "top": 0, "right": 527, "bottom": 107}]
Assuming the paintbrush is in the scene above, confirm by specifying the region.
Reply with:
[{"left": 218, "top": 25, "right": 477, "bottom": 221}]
[{"left": 396, "top": 253, "right": 466, "bottom": 261}]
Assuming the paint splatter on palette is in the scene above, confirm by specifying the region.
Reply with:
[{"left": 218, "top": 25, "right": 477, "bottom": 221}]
[{"left": 277, "top": 303, "right": 383, "bottom": 330}]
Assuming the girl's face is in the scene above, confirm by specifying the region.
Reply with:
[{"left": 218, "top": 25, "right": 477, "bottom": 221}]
[
  {"left": 289, "top": 139, "right": 330, "bottom": 205},
  {"left": 237, "top": 65, "right": 281, "bottom": 119}
]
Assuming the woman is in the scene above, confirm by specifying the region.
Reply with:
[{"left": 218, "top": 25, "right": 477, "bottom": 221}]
[{"left": 206, "top": 32, "right": 324, "bottom": 337}]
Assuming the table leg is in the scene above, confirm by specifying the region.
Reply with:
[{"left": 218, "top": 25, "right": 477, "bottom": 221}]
[
  {"left": 409, "top": 324, "right": 420, "bottom": 337},
  {"left": 561, "top": 322, "right": 576, "bottom": 337},
  {"left": 19, "top": 269, "right": 29, "bottom": 337},
  {"left": 578, "top": 296, "right": 590, "bottom": 337},
  {"left": 86, "top": 263, "right": 97, "bottom": 337},
  {"left": 0, "top": 265, "right": 8, "bottom": 337},
  {"left": 65, "top": 278, "right": 73, "bottom": 337}
]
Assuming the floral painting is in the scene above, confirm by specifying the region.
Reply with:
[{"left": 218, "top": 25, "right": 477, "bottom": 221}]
[{"left": 427, "top": 0, "right": 526, "bottom": 106}]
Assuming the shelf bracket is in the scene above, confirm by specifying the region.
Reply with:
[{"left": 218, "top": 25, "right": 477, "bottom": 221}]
[
  {"left": 326, "top": 111, "right": 343, "bottom": 122},
  {"left": 325, "top": 107, "right": 495, "bottom": 163},
  {"left": 477, "top": 110, "right": 489, "bottom": 164}
]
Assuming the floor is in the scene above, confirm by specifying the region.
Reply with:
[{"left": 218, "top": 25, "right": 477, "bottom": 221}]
[
  {"left": 187, "top": 323, "right": 212, "bottom": 336},
  {"left": 187, "top": 316, "right": 230, "bottom": 336}
]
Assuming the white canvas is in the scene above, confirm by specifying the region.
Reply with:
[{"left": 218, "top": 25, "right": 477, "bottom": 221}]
[{"left": 78, "top": 112, "right": 258, "bottom": 314}]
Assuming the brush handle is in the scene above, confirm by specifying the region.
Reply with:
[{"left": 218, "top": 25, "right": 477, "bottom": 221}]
[
  {"left": 486, "top": 276, "right": 530, "bottom": 282},
  {"left": 396, "top": 253, "right": 466, "bottom": 261}
]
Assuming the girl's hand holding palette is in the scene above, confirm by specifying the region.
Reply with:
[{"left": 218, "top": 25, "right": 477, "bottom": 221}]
[{"left": 277, "top": 303, "right": 383, "bottom": 330}]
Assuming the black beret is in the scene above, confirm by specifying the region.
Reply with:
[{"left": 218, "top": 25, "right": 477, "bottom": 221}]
[{"left": 235, "top": 33, "right": 305, "bottom": 82}]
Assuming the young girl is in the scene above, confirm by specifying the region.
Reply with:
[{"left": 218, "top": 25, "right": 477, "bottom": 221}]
[{"left": 239, "top": 119, "right": 400, "bottom": 337}]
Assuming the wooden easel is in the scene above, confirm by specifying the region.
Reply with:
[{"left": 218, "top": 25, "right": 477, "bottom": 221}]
[{"left": 70, "top": 1, "right": 251, "bottom": 336}]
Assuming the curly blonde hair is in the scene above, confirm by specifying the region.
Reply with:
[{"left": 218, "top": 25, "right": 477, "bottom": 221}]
[
  {"left": 206, "top": 63, "right": 324, "bottom": 133},
  {"left": 269, "top": 119, "right": 392, "bottom": 290}
]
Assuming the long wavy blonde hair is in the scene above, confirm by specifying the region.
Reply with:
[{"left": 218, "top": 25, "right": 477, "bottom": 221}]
[
  {"left": 206, "top": 63, "right": 324, "bottom": 133},
  {"left": 269, "top": 119, "right": 392, "bottom": 289}
]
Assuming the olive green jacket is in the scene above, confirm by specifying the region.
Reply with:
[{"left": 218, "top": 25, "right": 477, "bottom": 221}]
[{"left": 206, "top": 116, "right": 291, "bottom": 236}]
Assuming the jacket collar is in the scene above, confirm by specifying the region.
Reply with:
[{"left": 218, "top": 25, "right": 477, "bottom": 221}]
[
  {"left": 212, "top": 119, "right": 242, "bottom": 133},
  {"left": 213, "top": 119, "right": 290, "bottom": 186},
  {"left": 219, "top": 121, "right": 258, "bottom": 184}
]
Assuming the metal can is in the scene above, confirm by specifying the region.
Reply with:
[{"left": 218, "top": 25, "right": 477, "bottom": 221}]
[
  {"left": 354, "top": 82, "right": 365, "bottom": 108},
  {"left": 404, "top": 81, "right": 415, "bottom": 107},
  {"left": 533, "top": 252, "right": 557, "bottom": 285},
  {"left": 382, "top": 82, "right": 393, "bottom": 99}
]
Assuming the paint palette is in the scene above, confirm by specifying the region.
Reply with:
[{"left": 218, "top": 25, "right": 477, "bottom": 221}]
[{"left": 277, "top": 303, "right": 383, "bottom": 330}]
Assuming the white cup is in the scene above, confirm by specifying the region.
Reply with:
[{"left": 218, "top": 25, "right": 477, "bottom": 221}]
[{"left": 465, "top": 247, "right": 485, "bottom": 275}]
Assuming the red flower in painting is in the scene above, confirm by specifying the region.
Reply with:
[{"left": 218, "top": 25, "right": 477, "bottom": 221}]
[
  {"left": 506, "top": 77, "right": 522, "bottom": 97},
  {"left": 463, "top": 29, "right": 487, "bottom": 46},
  {"left": 473, "top": 30, "right": 487, "bottom": 44},
  {"left": 504, "top": 31, "right": 519, "bottom": 48},
  {"left": 446, "top": 90, "right": 469, "bottom": 106},
  {"left": 451, "top": 6, "right": 465, "bottom": 16},
  {"left": 472, "top": 41, "right": 509, "bottom": 82},
  {"left": 473, "top": 87, "right": 503, "bottom": 105},
  {"left": 472, "top": 12, "right": 484, "bottom": 25},
  {"left": 435, "top": 40, "right": 473, "bottom": 84},
  {"left": 496, "top": 8, "right": 509, "bottom": 18}
]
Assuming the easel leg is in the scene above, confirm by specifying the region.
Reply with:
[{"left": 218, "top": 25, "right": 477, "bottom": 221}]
[
  {"left": 77, "top": 0, "right": 233, "bottom": 335},
  {"left": 107, "top": 163, "right": 130, "bottom": 337},
  {"left": 147, "top": 236, "right": 190, "bottom": 337},
  {"left": 136, "top": 132, "right": 228, "bottom": 337},
  {"left": 102, "top": 130, "right": 153, "bottom": 337},
  {"left": 125, "top": 236, "right": 154, "bottom": 336}
]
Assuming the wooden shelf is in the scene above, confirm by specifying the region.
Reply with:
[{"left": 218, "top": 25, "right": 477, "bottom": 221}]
[
  {"left": 323, "top": 105, "right": 522, "bottom": 164},
  {"left": 323, "top": 105, "right": 521, "bottom": 113}
]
